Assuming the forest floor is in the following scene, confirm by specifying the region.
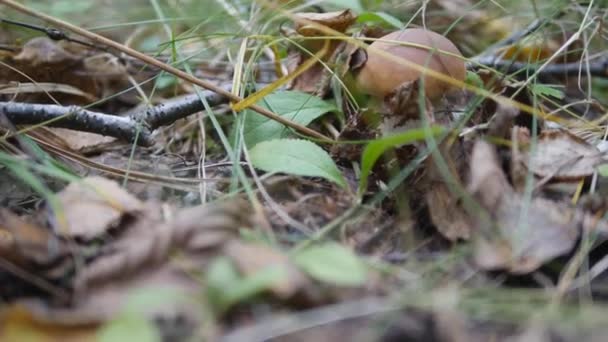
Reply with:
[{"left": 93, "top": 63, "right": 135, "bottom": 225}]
[{"left": 2, "top": 0, "right": 608, "bottom": 341}]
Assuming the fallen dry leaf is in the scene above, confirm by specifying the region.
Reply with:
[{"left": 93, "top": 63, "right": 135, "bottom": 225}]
[
  {"left": 425, "top": 140, "right": 472, "bottom": 241},
  {"left": 12, "top": 37, "right": 80, "bottom": 66},
  {"left": 0, "top": 176, "right": 253, "bottom": 340},
  {"left": 1, "top": 37, "right": 148, "bottom": 105},
  {"left": 46, "top": 128, "right": 117, "bottom": 153},
  {"left": 0, "top": 209, "right": 64, "bottom": 268},
  {"left": 75, "top": 198, "right": 251, "bottom": 288},
  {"left": 51, "top": 176, "right": 144, "bottom": 240},
  {"left": 293, "top": 10, "right": 357, "bottom": 37},
  {"left": 521, "top": 130, "right": 606, "bottom": 182},
  {"left": 288, "top": 10, "right": 357, "bottom": 95},
  {"left": 1, "top": 37, "right": 97, "bottom": 104},
  {"left": 469, "top": 140, "right": 580, "bottom": 273},
  {"left": 224, "top": 240, "right": 309, "bottom": 299}
]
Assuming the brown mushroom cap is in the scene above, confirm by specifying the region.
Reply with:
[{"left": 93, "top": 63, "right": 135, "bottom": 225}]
[{"left": 355, "top": 29, "right": 466, "bottom": 100}]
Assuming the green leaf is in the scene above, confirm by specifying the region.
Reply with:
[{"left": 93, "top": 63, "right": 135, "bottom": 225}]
[
  {"left": 359, "top": 126, "right": 445, "bottom": 193},
  {"left": 357, "top": 12, "right": 403, "bottom": 29},
  {"left": 236, "top": 91, "right": 336, "bottom": 147},
  {"left": 249, "top": 139, "right": 346, "bottom": 188},
  {"left": 98, "top": 314, "right": 160, "bottom": 342},
  {"left": 206, "top": 257, "right": 287, "bottom": 313},
  {"left": 598, "top": 164, "right": 608, "bottom": 177},
  {"left": 530, "top": 83, "right": 564, "bottom": 99},
  {"left": 465, "top": 71, "right": 484, "bottom": 88},
  {"left": 293, "top": 243, "right": 367, "bottom": 286}
]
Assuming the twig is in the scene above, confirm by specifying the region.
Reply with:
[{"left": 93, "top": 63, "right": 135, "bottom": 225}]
[
  {"left": 0, "top": 0, "right": 332, "bottom": 142},
  {"left": 139, "top": 89, "right": 228, "bottom": 129},
  {"left": 0, "top": 102, "right": 154, "bottom": 145},
  {"left": 0, "top": 17, "right": 99, "bottom": 50},
  {"left": 0, "top": 88, "right": 230, "bottom": 146},
  {"left": 469, "top": 55, "right": 608, "bottom": 78}
]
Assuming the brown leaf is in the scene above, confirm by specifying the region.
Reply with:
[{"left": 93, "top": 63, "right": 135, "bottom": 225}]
[
  {"left": 12, "top": 37, "right": 80, "bottom": 66},
  {"left": 0, "top": 209, "right": 63, "bottom": 268},
  {"left": 224, "top": 240, "right": 309, "bottom": 299},
  {"left": 468, "top": 139, "right": 512, "bottom": 211},
  {"left": 22, "top": 262, "right": 203, "bottom": 328},
  {"left": 294, "top": 10, "right": 356, "bottom": 37},
  {"left": 425, "top": 140, "right": 472, "bottom": 241},
  {"left": 469, "top": 140, "right": 580, "bottom": 273},
  {"left": 426, "top": 183, "right": 472, "bottom": 241},
  {"left": 15, "top": 198, "right": 252, "bottom": 339},
  {"left": 288, "top": 10, "right": 357, "bottom": 95},
  {"left": 46, "top": 128, "right": 117, "bottom": 153},
  {"left": 1, "top": 37, "right": 146, "bottom": 105},
  {"left": 52, "top": 177, "right": 144, "bottom": 240},
  {"left": 520, "top": 130, "right": 606, "bottom": 182},
  {"left": 76, "top": 199, "right": 251, "bottom": 287}
]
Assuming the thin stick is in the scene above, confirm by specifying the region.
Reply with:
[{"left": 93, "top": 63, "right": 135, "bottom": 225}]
[
  {"left": 0, "top": 88, "right": 228, "bottom": 146},
  {"left": 0, "top": 102, "right": 154, "bottom": 145},
  {"left": 469, "top": 55, "right": 608, "bottom": 78},
  {"left": 0, "top": 0, "right": 332, "bottom": 142}
]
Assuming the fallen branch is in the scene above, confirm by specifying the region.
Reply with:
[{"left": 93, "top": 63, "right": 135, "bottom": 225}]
[
  {"left": 469, "top": 56, "right": 608, "bottom": 78},
  {"left": 0, "top": 89, "right": 229, "bottom": 146}
]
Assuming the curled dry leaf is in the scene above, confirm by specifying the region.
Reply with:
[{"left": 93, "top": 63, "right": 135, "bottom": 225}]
[
  {"left": 520, "top": 130, "right": 606, "bottom": 182},
  {"left": 288, "top": 10, "right": 357, "bottom": 95},
  {"left": 52, "top": 176, "right": 144, "bottom": 240},
  {"left": 469, "top": 140, "right": 580, "bottom": 273},
  {"left": 294, "top": 10, "right": 357, "bottom": 37}
]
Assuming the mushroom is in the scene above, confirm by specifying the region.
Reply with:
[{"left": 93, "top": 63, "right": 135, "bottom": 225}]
[{"left": 355, "top": 29, "right": 466, "bottom": 101}]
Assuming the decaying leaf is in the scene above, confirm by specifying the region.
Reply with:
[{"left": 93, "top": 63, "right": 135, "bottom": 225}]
[
  {"left": 76, "top": 198, "right": 251, "bottom": 287},
  {"left": 469, "top": 140, "right": 580, "bottom": 273},
  {"left": 0, "top": 37, "right": 148, "bottom": 105},
  {"left": 51, "top": 176, "right": 144, "bottom": 240},
  {"left": 288, "top": 10, "right": 357, "bottom": 95},
  {"left": 0, "top": 82, "right": 97, "bottom": 102},
  {"left": 0, "top": 176, "right": 254, "bottom": 340},
  {"left": 47, "top": 128, "right": 117, "bottom": 153},
  {"left": 0, "top": 209, "right": 64, "bottom": 268},
  {"left": 12, "top": 37, "right": 80, "bottom": 66},
  {"left": 424, "top": 140, "right": 472, "bottom": 241},
  {"left": 520, "top": 130, "right": 606, "bottom": 182},
  {"left": 294, "top": 10, "right": 357, "bottom": 37},
  {"left": 381, "top": 80, "right": 435, "bottom": 135},
  {"left": 224, "top": 240, "right": 309, "bottom": 299},
  {"left": 426, "top": 182, "right": 472, "bottom": 241}
]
